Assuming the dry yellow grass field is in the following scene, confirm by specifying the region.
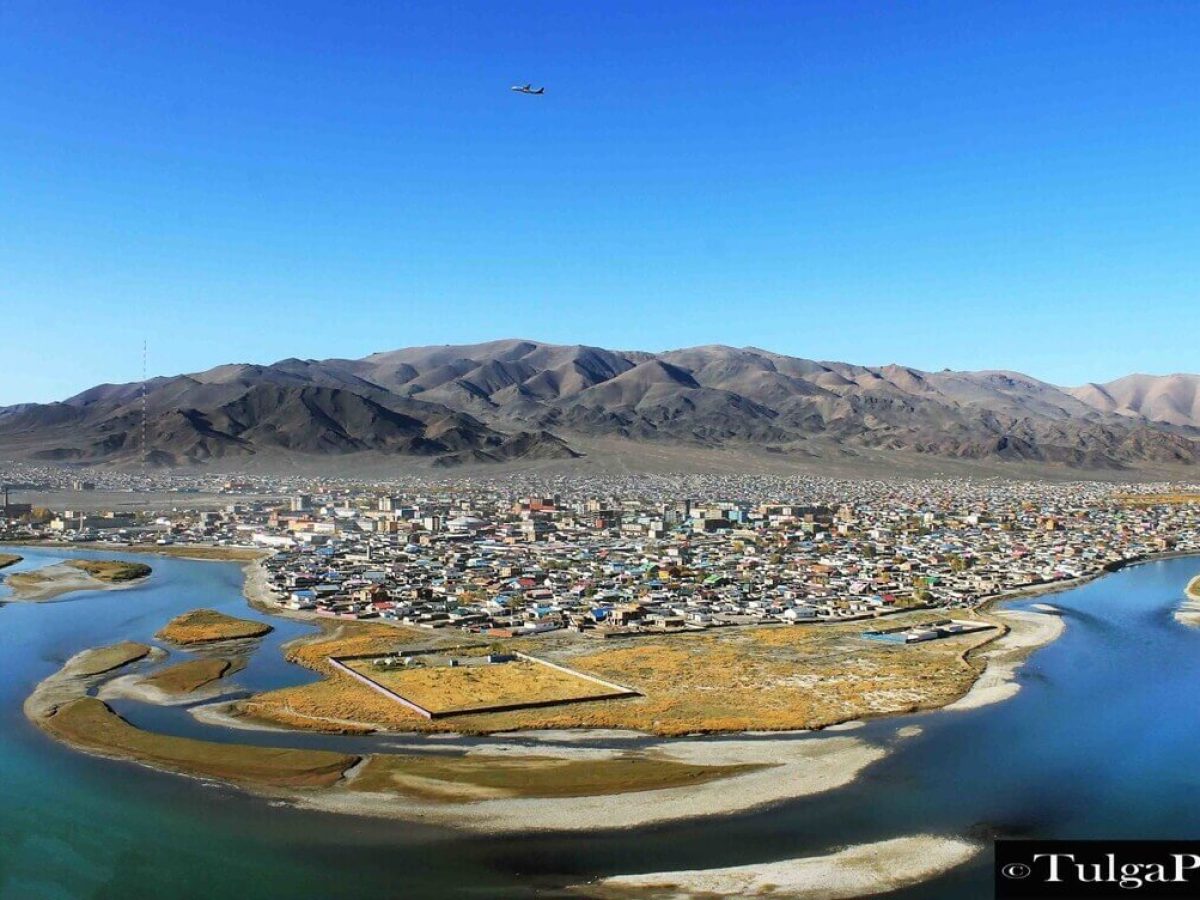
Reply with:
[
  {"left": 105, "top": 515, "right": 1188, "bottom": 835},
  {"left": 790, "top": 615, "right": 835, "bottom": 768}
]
[
  {"left": 287, "top": 622, "right": 421, "bottom": 673},
  {"left": 142, "top": 657, "right": 244, "bottom": 694},
  {"left": 157, "top": 609, "right": 273, "bottom": 644},
  {"left": 348, "top": 754, "right": 765, "bottom": 802},
  {"left": 344, "top": 658, "right": 623, "bottom": 714},
  {"left": 42, "top": 697, "right": 356, "bottom": 789},
  {"left": 72, "top": 642, "right": 155, "bottom": 677},
  {"left": 235, "top": 612, "right": 996, "bottom": 735}
]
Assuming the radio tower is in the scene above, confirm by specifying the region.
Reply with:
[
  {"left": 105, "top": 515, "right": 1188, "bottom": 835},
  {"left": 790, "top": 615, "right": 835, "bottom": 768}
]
[{"left": 141, "top": 339, "right": 148, "bottom": 478}]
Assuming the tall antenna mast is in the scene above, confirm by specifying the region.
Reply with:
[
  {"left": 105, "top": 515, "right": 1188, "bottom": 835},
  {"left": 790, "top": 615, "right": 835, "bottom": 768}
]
[{"left": 141, "top": 339, "right": 148, "bottom": 477}]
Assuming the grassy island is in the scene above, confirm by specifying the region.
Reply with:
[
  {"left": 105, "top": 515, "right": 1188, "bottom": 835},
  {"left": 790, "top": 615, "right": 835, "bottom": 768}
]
[
  {"left": 42, "top": 698, "right": 355, "bottom": 789},
  {"left": 65, "top": 560, "right": 152, "bottom": 582},
  {"left": 0, "top": 553, "right": 21, "bottom": 570},
  {"left": 72, "top": 642, "right": 155, "bottom": 677},
  {"left": 142, "top": 657, "right": 244, "bottom": 694},
  {"left": 157, "top": 609, "right": 273, "bottom": 645},
  {"left": 5, "top": 558, "right": 151, "bottom": 601}
]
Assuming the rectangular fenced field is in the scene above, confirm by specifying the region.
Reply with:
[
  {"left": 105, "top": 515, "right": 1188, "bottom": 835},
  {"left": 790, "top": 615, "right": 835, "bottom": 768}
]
[{"left": 330, "top": 653, "right": 640, "bottom": 719}]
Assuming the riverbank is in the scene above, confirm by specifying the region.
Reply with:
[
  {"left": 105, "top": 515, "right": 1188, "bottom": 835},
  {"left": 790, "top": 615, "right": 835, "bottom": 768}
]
[
  {"left": 945, "top": 606, "right": 1065, "bottom": 711},
  {"left": 1176, "top": 574, "right": 1200, "bottom": 627},
  {"left": 586, "top": 834, "right": 981, "bottom": 898},
  {"left": 298, "top": 732, "right": 887, "bottom": 832},
  {"left": 955, "top": 551, "right": 1200, "bottom": 708},
  {"left": 945, "top": 553, "right": 1196, "bottom": 712}
]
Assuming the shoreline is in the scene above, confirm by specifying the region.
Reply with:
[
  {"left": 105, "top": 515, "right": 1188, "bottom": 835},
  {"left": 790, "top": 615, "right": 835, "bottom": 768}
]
[
  {"left": 294, "top": 733, "right": 886, "bottom": 833},
  {"left": 944, "top": 549, "right": 1200, "bottom": 713},
  {"left": 586, "top": 834, "right": 982, "bottom": 898},
  {"left": 1176, "top": 574, "right": 1200, "bottom": 627},
  {"left": 943, "top": 606, "right": 1065, "bottom": 712}
]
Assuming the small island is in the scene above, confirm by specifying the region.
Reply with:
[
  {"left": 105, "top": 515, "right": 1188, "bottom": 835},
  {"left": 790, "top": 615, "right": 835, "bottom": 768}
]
[
  {"left": 157, "top": 609, "right": 273, "bottom": 645},
  {"left": 5, "top": 559, "right": 151, "bottom": 601},
  {"left": 0, "top": 553, "right": 22, "bottom": 570},
  {"left": 1177, "top": 574, "right": 1200, "bottom": 627},
  {"left": 142, "top": 658, "right": 245, "bottom": 694}
]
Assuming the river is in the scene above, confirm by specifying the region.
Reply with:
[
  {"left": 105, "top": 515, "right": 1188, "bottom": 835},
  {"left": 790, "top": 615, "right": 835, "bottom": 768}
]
[{"left": 1, "top": 545, "right": 1197, "bottom": 898}]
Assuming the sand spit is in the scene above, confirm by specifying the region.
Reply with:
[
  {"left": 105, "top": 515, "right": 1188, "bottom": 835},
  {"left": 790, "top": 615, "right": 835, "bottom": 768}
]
[
  {"left": 99, "top": 672, "right": 241, "bottom": 706},
  {"left": 487, "top": 728, "right": 654, "bottom": 743},
  {"left": 1029, "top": 603, "right": 1062, "bottom": 614},
  {"left": 824, "top": 720, "right": 865, "bottom": 732},
  {"left": 190, "top": 701, "right": 300, "bottom": 734},
  {"left": 4, "top": 563, "right": 148, "bottom": 602},
  {"left": 24, "top": 643, "right": 166, "bottom": 719},
  {"left": 1174, "top": 575, "right": 1200, "bottom": 628},
  {"left": 588, "top": 835, "right": 980, "bottom": 898},
  {"left": 945, "top": 607, "right": 1065, "bottom": 712},
  {"left": 300, "top": 734, "right": 885, "bottom": 833},
  {"left": 242, "top": 557, "right": 282, "bottom": 610}
]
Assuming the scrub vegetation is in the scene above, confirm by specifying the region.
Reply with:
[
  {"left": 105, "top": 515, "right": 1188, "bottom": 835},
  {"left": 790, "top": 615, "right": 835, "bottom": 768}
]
[
  {"left": 71, "top": 642, "right": 155, "bottom": 677},
  {"left": 233, "top": 611, "right": 997, "bottom": 735},
  {"left": 348, "top": 754, "right": 766, "bottom": 802},
  {"left": 65, "top": 560, "right": 152, "bottom": 582},
  {"left": 142, "top": 657, "right": 244, "bottom": 694},
  {"left": 157, "top": 609, "right": 273, "bottom": 644},
  {"left": 41, "top": 698, "right": 355, "bottom": 789},
  {"left": 343, "top": 657, "right": 625, "bottom": 715}
]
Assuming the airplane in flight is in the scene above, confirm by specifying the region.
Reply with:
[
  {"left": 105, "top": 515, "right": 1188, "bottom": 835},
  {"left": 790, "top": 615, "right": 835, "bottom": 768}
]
[{"left": 511, "top": 83, "right": 545, "bottom": 95}]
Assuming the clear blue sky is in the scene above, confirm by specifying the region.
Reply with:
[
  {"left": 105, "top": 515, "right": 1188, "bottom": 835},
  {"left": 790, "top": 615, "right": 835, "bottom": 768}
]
[{"left": 2, "top": 1, "right": 1199, "bottom": 404}]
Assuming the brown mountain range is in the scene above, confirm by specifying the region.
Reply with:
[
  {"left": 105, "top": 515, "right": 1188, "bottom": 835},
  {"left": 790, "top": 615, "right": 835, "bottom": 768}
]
[{"left": 1, "top": 339, "right": 1197, "bottom": 472}]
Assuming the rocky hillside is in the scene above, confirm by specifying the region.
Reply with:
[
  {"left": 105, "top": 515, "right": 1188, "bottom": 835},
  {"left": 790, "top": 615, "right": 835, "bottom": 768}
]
[{"left": 1, "top": 339, "right": 1197, "bottom": 471}]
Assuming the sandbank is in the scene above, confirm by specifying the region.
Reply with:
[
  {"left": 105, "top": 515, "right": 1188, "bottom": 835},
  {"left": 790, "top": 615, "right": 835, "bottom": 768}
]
[{"left": 588, "top": 834, "right": 980, "bottom": 898}]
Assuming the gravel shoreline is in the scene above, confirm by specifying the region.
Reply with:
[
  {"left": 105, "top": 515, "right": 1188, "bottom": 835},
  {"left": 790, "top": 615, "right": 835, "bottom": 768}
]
[
  {"left": 1175, "top": 574, "right": 1200, "bottom": 627},
  {"left": 587, "top": 834, "right": 981, "bottom": 898},
  {"left": 944, "top": 606, "right": 1065, "bottom": 712},
  {"left": 295, "top": 733, "right": 887, "bottom": 833}
]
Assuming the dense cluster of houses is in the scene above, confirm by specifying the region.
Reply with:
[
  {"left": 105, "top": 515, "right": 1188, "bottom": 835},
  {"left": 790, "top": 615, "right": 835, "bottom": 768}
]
[{"left": 5, "top": 469, "right": 1200, "bottom": 638}]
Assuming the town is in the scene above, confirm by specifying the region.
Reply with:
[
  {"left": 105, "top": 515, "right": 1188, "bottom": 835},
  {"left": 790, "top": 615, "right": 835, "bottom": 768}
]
[{"left": 4, "top": 466, "right": 1199, "bottom": 640}]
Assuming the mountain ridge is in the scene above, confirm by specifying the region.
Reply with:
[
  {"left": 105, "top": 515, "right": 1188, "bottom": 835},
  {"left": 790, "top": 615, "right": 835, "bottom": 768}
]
[{"left": 2, "top": 339, "right": 1198, "bottom": 472}]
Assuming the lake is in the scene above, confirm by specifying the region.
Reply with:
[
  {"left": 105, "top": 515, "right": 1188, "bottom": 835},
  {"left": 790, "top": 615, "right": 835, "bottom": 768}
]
[{"left": 2, "top": 545, "right": 1198, "bottom": 898}]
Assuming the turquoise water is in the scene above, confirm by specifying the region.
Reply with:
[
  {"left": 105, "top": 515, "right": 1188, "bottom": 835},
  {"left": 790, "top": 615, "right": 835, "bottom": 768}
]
[{"left": 1, "top": 547, "right": 1198, "bottom": 898}]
